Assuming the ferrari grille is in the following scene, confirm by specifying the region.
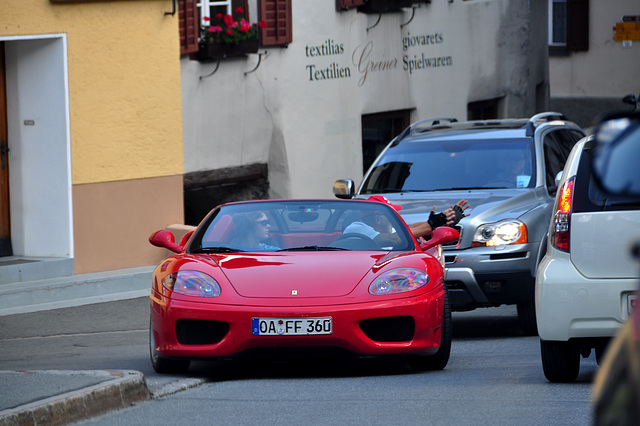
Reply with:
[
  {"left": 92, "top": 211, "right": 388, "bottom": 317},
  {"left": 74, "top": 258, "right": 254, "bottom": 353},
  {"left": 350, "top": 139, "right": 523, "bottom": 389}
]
[
  {"left": 359, "top": 316, "right": 415, "bottom": 342},
  {"left": 176, "top": 319, "right": 229, "bottom": 345}
]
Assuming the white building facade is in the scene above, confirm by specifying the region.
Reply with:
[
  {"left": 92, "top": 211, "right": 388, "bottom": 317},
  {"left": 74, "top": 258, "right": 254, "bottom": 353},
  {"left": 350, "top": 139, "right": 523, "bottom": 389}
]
[
  {"left": 180, "top": 0, "right": 549, "bottom": 224},
  {"left": 548, "top": 0, "right": 640, "bottom": 128}
]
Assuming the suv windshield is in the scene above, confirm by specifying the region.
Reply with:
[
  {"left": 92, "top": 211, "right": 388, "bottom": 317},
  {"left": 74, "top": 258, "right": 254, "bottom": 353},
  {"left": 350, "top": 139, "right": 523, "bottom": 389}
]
[{"left": 361, "top": 138, "right": 536, "bottom": 193}]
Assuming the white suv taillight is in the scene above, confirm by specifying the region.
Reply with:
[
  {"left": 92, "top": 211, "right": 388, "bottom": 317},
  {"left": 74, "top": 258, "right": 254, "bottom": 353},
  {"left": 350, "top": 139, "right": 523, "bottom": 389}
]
[{"left": 551, "top": 177, "right": 575, "bottom": 252}]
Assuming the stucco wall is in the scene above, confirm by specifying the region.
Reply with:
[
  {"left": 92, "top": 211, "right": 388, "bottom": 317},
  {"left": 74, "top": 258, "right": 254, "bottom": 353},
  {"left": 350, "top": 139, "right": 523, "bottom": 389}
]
[
  {"left": 2, "top": 0, "right": 184, "bottom": 273},
  {"left": 550, "top": 0, "right": 640, "bottom": 98},
  {"left": 181, "top": 0, "right": 548, "bottom": 200},
  {"left": 2, "top": 0, "right": 183, "bottom": 184}
]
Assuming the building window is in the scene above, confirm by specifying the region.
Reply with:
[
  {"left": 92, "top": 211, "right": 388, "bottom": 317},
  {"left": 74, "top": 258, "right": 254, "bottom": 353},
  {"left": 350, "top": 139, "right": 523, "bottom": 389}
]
[
  {"left": 468, "top": 98, "right": 501, "bottom": 120},
  {"left": 179, "top": 0, "right": 291, "bottom": 54},
  {"left": 362, "top": 110, "right": 411, "bottom": 173},
  {"left": 197, "top": 1, "right": 250, "bottom": 27},
  {"left": 548, "top": 0, "right": 589, "bottom": 52},
  {"left": 549, "top": 0, "right": 567, "bottom": 46},
  {"left": 198, "top": 1, "right": 230, "bottom": 26}
]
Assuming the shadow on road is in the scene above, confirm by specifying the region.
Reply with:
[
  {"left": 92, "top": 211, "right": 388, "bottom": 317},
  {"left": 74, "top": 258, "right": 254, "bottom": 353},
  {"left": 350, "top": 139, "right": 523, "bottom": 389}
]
[{"left": 452, "top": 306, "right": 524, "bottom": 339}]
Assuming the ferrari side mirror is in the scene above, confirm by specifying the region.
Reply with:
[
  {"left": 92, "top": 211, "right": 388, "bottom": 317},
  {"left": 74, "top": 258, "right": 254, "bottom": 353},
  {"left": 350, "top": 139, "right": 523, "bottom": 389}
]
[
  {"left": 420, "top": 226, "right": 460, "bottom": 251},
  {"left": 149, "top": 230, "right": 183, "bottom": 253}
]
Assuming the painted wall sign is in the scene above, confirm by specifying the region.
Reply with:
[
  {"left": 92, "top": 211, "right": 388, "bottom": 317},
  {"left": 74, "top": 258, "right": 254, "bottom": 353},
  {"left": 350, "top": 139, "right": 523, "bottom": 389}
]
[{"left": 305, "top": 33, "right": 452, "bottom": 86}]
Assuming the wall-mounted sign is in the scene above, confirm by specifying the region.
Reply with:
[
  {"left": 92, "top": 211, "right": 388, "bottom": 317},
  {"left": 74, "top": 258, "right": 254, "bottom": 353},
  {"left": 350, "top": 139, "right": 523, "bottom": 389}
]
[
  {"left": 305, "top": 33, "right": 452, "bottom": 87},
  {"left": 613, "top": 16, "right": 640, "bottom": 42}
]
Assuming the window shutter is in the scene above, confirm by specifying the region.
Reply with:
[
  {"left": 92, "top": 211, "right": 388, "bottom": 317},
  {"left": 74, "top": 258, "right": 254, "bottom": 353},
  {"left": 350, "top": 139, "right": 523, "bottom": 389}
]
[
  {"left": 337, "top": 0, "right": 366, "bottom": 10},
  {"left": 566, "top": 0, "right": 589, "bottom": 51},
  {"left": 179, "top": 0, "right": 199, "bottom": 55},
  {"left": 259, "top": 0, "right": 292, "bottom": 47}
]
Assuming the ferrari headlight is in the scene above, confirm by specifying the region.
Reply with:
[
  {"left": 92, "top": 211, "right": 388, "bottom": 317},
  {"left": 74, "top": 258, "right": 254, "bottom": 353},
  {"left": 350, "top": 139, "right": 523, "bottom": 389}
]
[
  {"left": 369, "top": 268, "right": 429, "bottom": 295},
  {"left": 473, "top": 220, "right": 528, "bottom": 247},
  {"left": 162, "top": 271, "right": 221, "bottom": 297}
]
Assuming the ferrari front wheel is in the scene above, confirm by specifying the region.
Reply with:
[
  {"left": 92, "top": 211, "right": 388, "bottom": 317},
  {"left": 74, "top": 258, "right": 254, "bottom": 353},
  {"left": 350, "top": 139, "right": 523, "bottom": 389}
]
[
  {"left": 150, "top": 317, "right": 190, "bottom": 374},
  {"left": 408, "top": 287, "right": 452, "bottom": 371}
]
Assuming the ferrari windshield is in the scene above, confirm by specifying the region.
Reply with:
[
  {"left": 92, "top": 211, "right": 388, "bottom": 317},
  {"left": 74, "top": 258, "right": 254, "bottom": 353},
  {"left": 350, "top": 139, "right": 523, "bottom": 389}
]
[
  {"left": 188, "top": 200, "right": 414, "bottom": 253},
  {"left": 361, "top": 138, "right": 536, "bottom": 193}
]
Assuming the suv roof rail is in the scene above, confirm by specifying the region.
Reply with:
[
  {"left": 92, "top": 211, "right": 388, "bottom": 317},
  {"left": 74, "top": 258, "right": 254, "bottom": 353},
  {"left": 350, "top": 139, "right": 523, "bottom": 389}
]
[
  {"left": 408, "top": 117, "right": 458, "bottom": 133},
  {"left": 392, "top": 117, "right": 459, "bottom": 145},
  {"left": 525, "top": 112, "right": 567, "bottom": 136}
]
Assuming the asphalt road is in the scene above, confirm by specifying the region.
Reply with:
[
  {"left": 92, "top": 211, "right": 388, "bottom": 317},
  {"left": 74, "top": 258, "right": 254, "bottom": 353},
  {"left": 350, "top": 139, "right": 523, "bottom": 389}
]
[{"left": 0, "top": 298, "right": 597, "bottom": 424}]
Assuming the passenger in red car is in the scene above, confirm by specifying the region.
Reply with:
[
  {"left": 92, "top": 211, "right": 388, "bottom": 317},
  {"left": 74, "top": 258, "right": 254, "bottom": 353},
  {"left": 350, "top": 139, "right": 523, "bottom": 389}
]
[{"left": 229, "top": 211, "right": 280, "bottom": 251}]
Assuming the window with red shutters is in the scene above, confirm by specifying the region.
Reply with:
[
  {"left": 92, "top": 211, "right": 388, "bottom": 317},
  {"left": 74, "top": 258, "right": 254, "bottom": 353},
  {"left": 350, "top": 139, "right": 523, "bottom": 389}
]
[
  {"left": 179, "top": 0, "right": 199, "bottom": 55},
  {"left": 259, "top": 0, "right": 292, "bottom": 47}
]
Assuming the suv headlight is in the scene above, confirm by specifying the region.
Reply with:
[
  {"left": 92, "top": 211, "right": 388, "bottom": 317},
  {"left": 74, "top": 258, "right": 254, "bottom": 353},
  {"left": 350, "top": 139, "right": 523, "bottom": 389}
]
[
  {"left": 473, "top": 220, "right": 528, "bottom": 247},
  {"left": 369, "top": 268, "right": 429, "bottom": 295},
  {"left": 162, "top": 271, "right": 221, "bottom": 297}
]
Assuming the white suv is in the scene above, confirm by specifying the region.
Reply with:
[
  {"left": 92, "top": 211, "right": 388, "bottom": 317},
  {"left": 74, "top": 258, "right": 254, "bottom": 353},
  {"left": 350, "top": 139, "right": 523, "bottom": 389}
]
[{"left": 536, "top": 134, "right": 640, "bottom": 382}]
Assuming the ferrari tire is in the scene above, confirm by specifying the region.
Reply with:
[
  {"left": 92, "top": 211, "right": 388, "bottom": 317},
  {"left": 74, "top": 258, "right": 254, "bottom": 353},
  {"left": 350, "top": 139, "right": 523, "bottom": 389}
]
[
  {"left": 150, "top": 317, "right": 190, "bottom": 374},
  {"left": 517, "top": 301, "right": 538, "bottom": 336},
  {"left": 408, "top": 286, "right": 452, "bottom": 371},
  {"left": 540, "top": 339, "right": 579, "bottom": 383}
]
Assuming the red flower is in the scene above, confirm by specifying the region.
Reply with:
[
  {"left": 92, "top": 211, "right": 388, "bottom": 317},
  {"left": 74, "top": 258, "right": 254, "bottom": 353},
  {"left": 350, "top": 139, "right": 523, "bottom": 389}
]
[
  {"left": 258, "top": 20, "right": 267, "bottom": 29},
  {"left": 235, "top": 7, "right": 244, "bottom": 14},
  {"left": 223, "top": 14, "right": 234, "bottom": 27},
  {"left": 216, "top": 13, "right": 223, "bottom": 19},
  {"left": 240, "top": 19, "right": 252, "bottom": 33},
  {"left": 226, "top": 29, "right": 234, "bottom": 36},
  {"left": 203, "top": 16, "right": 210, "bottom": 22}
]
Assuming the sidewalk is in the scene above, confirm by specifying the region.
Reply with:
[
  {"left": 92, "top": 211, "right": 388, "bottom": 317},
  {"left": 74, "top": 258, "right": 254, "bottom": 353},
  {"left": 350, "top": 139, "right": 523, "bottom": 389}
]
[
  {"left": 0, "top": 370, "right": 149, "bottom": 425},
  {"left": 0, "top": 260, "right": 168, "bottom": 424}
]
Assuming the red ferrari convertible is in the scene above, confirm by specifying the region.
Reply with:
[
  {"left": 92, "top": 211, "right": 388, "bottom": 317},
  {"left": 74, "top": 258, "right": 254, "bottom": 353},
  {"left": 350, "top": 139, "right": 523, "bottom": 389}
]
[{"left": 148, "top": 198, "right": 458, "bottom": 373}]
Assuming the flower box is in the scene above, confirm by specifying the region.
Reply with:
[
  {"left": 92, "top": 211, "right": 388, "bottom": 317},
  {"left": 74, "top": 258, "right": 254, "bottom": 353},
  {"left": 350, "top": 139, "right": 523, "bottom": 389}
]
[
  {"left": 359, "top": 0, "right": 413, "bottom": 13},
  {"left": 196, "top": 39, "right": 260, "bottom": 61}
]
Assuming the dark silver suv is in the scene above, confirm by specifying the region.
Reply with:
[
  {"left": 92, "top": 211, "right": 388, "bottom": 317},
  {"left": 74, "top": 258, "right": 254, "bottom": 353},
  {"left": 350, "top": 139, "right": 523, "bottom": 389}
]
[{"left": 334, "top": 113, "right": 585, "bottom": 335}]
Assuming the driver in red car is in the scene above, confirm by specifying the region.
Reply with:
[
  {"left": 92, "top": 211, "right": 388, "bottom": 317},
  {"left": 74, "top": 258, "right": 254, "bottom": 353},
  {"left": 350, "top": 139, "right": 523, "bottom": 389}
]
[
  {"left": 229, "top": 211, "right": 280, "bottom": 251},
  {"left": 343, "top": 196, "right": 469, "bottom": 246}
]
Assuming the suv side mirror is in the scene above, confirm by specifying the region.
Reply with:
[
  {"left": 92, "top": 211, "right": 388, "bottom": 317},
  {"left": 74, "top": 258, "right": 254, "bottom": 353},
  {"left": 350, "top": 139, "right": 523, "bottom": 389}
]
[
  {"left": 554, "top": 171, "right": 563, "bottom": 189},
  {"left": 622, "top": 93, "right": 638, "bottom": 111},
  {"left": 333, "top": 179, "right": 355, "bottom": 199},
  {"left": 591, "top": 112, "right": 640, "bottom": 197}
]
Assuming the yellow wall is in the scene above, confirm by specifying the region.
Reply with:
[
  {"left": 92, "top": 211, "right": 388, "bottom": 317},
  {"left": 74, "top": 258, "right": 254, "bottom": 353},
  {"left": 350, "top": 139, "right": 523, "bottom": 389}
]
[
  {"left": 73, "top": 176, "right": 184, "bottom": 274},
  {"left": 2, "top": 0, "right": 184, "bottom": 273},
  {"left": 2, "top": 0, "right": 183, "bottom": 184}
]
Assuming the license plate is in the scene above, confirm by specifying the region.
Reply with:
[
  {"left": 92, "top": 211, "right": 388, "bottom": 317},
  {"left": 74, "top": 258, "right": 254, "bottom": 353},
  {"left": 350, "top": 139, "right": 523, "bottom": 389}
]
[
  {"left": 252, "top": 317, "right": 332, "bottom": 336},
  {"left": 627, "top": 293, "right": 637, "bottom": 316}
]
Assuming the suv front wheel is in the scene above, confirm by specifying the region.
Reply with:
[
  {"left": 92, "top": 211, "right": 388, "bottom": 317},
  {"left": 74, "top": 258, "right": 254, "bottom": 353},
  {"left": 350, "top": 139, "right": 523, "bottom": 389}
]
[{"left": 540, "top": 339, "right": 579, "bottom": 382}]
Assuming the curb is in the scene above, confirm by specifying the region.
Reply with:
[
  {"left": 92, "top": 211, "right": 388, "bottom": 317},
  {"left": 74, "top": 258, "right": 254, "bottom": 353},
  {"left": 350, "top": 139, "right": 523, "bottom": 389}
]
[{"left": 0, "top": 370, "right": 149, "bottom": 426}]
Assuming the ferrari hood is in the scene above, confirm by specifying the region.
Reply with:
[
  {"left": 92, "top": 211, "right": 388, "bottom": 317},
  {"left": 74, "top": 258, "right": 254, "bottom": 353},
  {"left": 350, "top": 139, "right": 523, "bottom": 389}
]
[{"left": 212, "top": 252, "right": 384, "bottom": 298}]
